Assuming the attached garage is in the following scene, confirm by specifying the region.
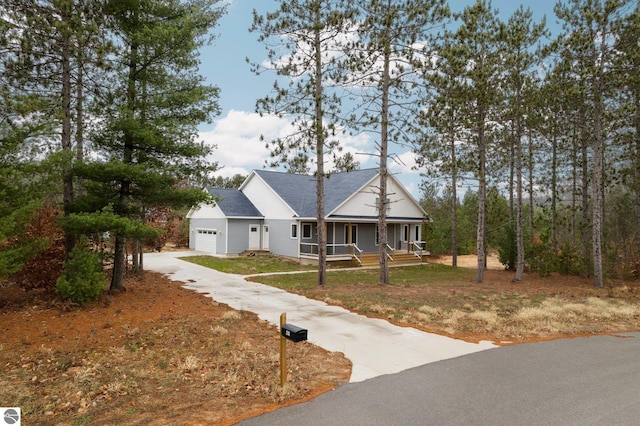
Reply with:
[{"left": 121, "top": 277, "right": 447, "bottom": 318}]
[{"left": 194, "top": 229, "right": 218, "bottom": 253}]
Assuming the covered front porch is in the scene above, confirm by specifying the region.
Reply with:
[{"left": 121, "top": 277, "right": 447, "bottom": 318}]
[{"left": 298, "top": 220, "right": 428, "bottom": 265}]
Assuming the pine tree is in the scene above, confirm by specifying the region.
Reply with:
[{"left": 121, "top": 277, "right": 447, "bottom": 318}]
[
  {"left": 613, "top": 6, "right": 640, "bottom": 255},
  {"left": 500, "top": 6, "right": 548, "bottom": 282},
  {"left": 72, "top": 0, "right": 224, "bottom": 292},
  {"left": 415, "top": 24, "right": 471, "bottom": 269},
  {"left": 443, "top": 0, "right": 503, "bottom": 283},
  {"left": 345, "top": 0, "right": 449, "bottom": 284},
  {"left": 0, "top": 88, "right": 59, "bottom": 276},
  {"left": 250, "top": 0, "right": 356, "bottom": 286},
  {"left": 1, "top": 0, "right": 108, "bottom": 257},
  {"left": 554, "top": 0, "right": 630, "bottom": 288}
]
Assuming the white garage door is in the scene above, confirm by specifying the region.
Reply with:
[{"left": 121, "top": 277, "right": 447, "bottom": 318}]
[{"left": 195, "top": 229, "right": 217, "bottom": 253}]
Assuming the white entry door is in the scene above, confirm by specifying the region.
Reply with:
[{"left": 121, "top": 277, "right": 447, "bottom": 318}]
[
  {"left": 195, "top": 229, "right": 217, "bottom": 253},
  {"left": 249, "top": 224, "right": 260, "bottom": 250},
  {"left": 262, "top": 225, "right": 270, "bottom": 250}
]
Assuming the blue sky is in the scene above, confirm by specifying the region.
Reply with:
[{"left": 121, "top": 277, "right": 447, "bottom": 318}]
[{"left": 198, "top": 0, "right": 561, "bottom": 197}]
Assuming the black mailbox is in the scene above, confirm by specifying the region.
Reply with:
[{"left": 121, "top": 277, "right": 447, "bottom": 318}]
[{"left": 281, "top": 323, "right": 308, "bottom": 342}]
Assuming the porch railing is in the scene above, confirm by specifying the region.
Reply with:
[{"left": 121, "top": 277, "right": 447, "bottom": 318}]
[
  {"left": 411, "top": 241, "right": 429, "bottom": 261},
  {"left": 352, "top": 243, "right": 363, "bottom": 264},
  {"left": 385, "top": 243, "right": 395, "bottom": 261},
  {"left": 299, "top": 242, "right": 362, "bottom": 259}
]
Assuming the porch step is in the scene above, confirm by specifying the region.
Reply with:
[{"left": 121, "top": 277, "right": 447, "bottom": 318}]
[
  {"left": 240, "top": 250, "right": 271, "bottom": 257},
  {"left": 357, "top": 252, "right": 424, "bottom": 267}
]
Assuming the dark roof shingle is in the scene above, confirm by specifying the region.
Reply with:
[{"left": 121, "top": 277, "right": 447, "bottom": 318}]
[
  {"left": 206, "top": 187, "right": 263, "bottom": 217},
  {"left": 254, "top": 168, "right": 379, "bottom": 217}
]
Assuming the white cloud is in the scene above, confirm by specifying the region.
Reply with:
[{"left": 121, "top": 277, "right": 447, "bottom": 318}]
[
  {"left": 390, "top": 150, "right": 421, "bottom": 199},
  {"left": 200, "top": 109, "right": 290, "bottom": 178},
  {"left": 201, "top": 110, "right": 380, "bottom": 177},
  {"left": 199, "top": 109, "right": 422, "bottom": 198},
  {"left": 390, "top": 150, "right": 419, "bottom": 175}
]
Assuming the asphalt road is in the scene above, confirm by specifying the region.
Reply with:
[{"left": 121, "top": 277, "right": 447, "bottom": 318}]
[{"left": 241, "top": 332, "right": 640, "bottom": 425}]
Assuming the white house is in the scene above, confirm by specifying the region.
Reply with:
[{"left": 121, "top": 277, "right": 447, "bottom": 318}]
[{"left": 187, "top": 168, "right": 430, "bottom": 264}]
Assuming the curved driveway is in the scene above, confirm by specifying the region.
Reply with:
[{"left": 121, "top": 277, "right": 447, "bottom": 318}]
[
  {"left": 144, "top": 252, "right": 494, "bottom": 382},
  {"left": 144, "top": 252, "right": 640, "bottom": 425}
]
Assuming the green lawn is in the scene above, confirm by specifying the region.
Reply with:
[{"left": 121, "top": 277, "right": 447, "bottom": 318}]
[
  {"left": 180, "top": 255, "right": 316, "bottom": 275},
  {"left": 182, "top": 255, "right": 640, "bottom": 343}
]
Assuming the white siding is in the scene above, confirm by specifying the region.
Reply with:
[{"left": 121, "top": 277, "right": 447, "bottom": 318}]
[
  {"left": 242, "top": 173, "right": 295, "bottom": 219},
  {"left": 331, "top": 175, "right": 426, "bottom": 220},
  {"left": 188, "top": 203, "right": 225, "bottom": 219},
  {"left": 266, "top": 219, "right": 299, "bottom": 258},
  {"left": 189, "top": 217, "right": 227, "bottom": 252}
]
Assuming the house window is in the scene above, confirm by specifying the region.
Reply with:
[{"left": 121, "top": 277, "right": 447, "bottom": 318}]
[
  {"left": 403, "top": 224, "right": 409, "bottom": 242},
  {"left": 302, "top": 223, "right": 312, "bottom": 239},
  {"left": 344, "top": 224, "right": 358, "bottom": 245},
  {"left": 414, "top": 225, "right": 420, "bottom": 241},
  {"left": 375, "top": 225, "right": 379, "bottom": 245},
  {"left": 375, "top": 197, "right": 391, "bottom": 213},
  {"left": 291, "top": 223, "right": 298, "bottom": 239}
]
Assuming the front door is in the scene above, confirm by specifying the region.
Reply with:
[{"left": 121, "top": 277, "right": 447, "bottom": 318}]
[
  {"left": 249, "top": 224, "right": 260, "bottom": 250},
  {"left": 262, "top": 225, "right": 270, "bottom": 251},
  {"left": 402, "top": 224, "right": 409, "bottom": 250}
]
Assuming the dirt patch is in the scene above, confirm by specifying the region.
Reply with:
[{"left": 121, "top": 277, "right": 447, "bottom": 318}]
[
  {"left": 430, "top": 253, "right": 504, "bottom": 270},
  {"left": 0, "top": 272, "right": 351, "bottom": 425}
]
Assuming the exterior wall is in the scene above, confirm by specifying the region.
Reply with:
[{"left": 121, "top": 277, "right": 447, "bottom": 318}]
[
  {"left": 388, "top": 224, "right": 399, "bottom": 250},
  {"left": 300, "top": 221, "right": 318, "bottom": 254},
  {"left": 188, "top": 203, "right": 225, "bottom": 219},
  {"left": 356, "top": 223, "right": 378, "bottom": 252},
  {"left": 242, "top": 174, "right": 295, "bottom": 219},
  {"left": 390, "top": 223, "right": 423, "bottom": 251},
  {"left": 328, "top": 222, "right": 377, "bottom": 253},
  {"left": 332, "top": 175, "right": 426, "bottom": 220},
  {"left": 265, "top": 219, "right": 299, "bottom": 258},
  {"left": 226, "top": 219, "right": 263, "bottom": 254},
  {"left": 188, "top": 203, "right": 227, "bottom": 252},
  {"left": 189, "top": 217, "right": 227, "bottom": 253}
]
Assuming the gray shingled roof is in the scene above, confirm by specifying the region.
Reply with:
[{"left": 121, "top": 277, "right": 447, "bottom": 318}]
[
  {"left": 254, "top": 168, "right": 379, "bottom": 217},
  {"left": 206, "top": 187, "right": 263, "bottom": 217}
]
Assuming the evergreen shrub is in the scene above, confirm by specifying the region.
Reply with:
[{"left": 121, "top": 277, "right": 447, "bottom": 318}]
[{"left": 56, "top": 247, "right": 106, "bottom": 303}]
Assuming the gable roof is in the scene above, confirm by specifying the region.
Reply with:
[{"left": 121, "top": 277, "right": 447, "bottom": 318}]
[
  {"left": 253, "top": 168, "right": 379, "bottom": 217},
  {"left": 207, "top": 187, "right": 263, "bottom": 218}
]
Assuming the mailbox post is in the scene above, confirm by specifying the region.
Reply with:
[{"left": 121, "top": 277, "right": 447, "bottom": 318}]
[
  {"left": 279, "top": 312, "right": 308, "bottom": 386},
  {"left": 279, "top": 313, "right": 287, "bottom": 386}
]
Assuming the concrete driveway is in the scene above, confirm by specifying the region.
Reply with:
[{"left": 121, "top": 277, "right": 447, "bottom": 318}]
[
  {"left": 143, "top": 251, "right": 494, "bottom": 382},
  {"left": 144, "top": 252, "right": 640, "bottom": 425}
]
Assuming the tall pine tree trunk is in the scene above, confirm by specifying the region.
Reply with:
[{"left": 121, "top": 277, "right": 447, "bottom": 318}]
[
  {"left": 111, "top": 35, "right": 138, "bottom": 292},
  {"left": 636, "top": 94, "right": 640, "bottom": 255},
  {"left": 551, "top": 130, "right": 558, "bottom": 247},
  {"left": 514, "top": 113, "right": 524, "bottom": 282},
  {"left": 450, "top": 112, "right": 458, "bottom": 268},
  {"left": 581, "top": 120, "right": 591, "bottom": 278},
  {"left": 527, "top": 130, "right": 535, "bottom": 247},
  {"left": 61, "top": 5, "right": 75, "bottom": 257},
  {"left": 571, "top": 124, "right": 578, "bottom": 245},
  {"left": 378, "top": 43, "right": 391, "bottom": 285},
  {"left": 313, "top": 14, "right": 327, "bottom": 287},
  {"left": 476, "top": 107, "right": 487, "bottom": 283},
  {"left": 592, "top": 75, "right": 604, "bottom": 288}
]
